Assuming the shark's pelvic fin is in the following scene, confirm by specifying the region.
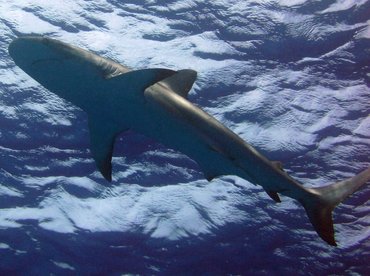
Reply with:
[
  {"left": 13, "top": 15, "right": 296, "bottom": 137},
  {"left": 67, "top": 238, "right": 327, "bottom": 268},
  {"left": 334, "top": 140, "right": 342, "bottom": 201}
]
[
  {"left": 159, "top": 69, "right": 197, "bottom": 98},
  {"left": 198, "top": 161, "right": 222, "bottom": 182},
  {"left": 264, "top": 189, "right": 281, "bottom": 203},
  {"left": 204, "top": 171, "right": 218, "bottom": 182}
]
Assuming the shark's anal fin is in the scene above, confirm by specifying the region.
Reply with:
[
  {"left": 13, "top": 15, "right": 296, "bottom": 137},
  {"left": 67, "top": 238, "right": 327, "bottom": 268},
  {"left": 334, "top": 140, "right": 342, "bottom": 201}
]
[
  {"left": 88, "top": 117, "right": 125, "bottom": 182},
  {"left": 158, "top": 69, "right": 197, "bottom": 98},
  {"left": 262, "top": 161, "right": 284, "bottom": 202}
]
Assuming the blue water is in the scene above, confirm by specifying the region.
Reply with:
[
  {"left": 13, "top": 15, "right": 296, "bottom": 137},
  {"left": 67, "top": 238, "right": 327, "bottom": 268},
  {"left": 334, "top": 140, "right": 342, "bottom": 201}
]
[{"left": 0, "top": 0, "right": 369, "bottom": 274}]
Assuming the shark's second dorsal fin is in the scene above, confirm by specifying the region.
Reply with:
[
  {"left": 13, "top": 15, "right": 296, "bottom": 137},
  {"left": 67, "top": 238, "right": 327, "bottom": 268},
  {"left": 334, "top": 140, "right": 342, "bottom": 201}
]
[
  {"left": 159, "top": 69, "right": 197, "bottom": 98},
  {"left": 272, "top": 161, "right": 284, "bottom": 171},
  {"left": 88, "top": 117, "right": 126, "bottom": 182}
]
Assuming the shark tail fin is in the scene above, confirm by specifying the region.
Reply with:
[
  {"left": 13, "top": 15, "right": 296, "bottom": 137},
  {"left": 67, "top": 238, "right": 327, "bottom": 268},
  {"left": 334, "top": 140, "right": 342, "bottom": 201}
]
[{"left": 300, "top": 166, "right": 370, "bottom": 246}]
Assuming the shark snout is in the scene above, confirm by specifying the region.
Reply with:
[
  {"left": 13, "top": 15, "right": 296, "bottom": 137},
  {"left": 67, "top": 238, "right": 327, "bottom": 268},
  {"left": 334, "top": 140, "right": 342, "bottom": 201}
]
[{"left": 9, "top": 36, "right": 59, "bottom": 70}]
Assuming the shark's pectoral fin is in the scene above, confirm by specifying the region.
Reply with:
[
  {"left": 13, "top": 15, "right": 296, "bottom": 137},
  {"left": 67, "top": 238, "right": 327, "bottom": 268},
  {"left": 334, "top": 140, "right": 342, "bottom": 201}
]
[
  {"left": 108, "top": 68, "right": 177, "bottom": 92},
  {"left": 88, "top": 117, "right": 125, "bottom": 182},
  {"left": 159, "top": 69, "right": 197, "bottom": 98}
]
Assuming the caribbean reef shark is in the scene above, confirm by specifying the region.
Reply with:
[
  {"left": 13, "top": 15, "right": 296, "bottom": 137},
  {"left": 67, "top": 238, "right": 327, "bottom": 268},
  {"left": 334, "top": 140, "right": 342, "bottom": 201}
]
[{"left": 8, "top": 36, "right": 370, "bottom": 246}]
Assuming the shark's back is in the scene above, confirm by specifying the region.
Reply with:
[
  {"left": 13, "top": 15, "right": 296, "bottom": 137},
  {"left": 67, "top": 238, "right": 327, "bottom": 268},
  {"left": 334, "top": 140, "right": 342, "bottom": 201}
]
[{"left": 8, "top": 36, "right": 370, "bottom": 246}]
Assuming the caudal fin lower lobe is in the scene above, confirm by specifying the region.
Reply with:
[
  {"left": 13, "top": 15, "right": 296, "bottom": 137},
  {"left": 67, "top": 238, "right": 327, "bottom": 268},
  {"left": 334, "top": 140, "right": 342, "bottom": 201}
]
[{"left": 300, "top": 166, "right": 370, "bottom": 246}]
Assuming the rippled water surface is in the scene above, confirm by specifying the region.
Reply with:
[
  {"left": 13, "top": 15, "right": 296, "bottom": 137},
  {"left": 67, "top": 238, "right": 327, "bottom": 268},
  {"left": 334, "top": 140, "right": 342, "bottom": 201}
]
[{"left": 0, "top": 0, "right": 369, "bottom": 274}]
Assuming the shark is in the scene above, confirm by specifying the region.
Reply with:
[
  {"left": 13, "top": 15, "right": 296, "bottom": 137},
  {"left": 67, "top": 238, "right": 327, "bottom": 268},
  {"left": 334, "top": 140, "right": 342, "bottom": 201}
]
[{"left": 8, "top": 36, "right": 370, "bottom": 246}]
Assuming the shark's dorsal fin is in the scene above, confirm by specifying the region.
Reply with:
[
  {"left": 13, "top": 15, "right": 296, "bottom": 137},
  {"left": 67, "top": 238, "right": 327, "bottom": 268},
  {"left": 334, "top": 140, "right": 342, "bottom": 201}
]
[
  {"left": 107, "top": 68, "right": 177, "bottom": 93},
  {"left": 88, "top": 117, "right": 126, "bottom": 182},
  {"left": 159, "top": 69, "right": 197, "bottom": 98}
]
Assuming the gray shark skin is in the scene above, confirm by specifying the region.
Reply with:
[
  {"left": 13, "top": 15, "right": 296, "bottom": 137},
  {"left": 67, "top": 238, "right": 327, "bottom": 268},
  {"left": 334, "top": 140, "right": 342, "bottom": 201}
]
[{"left": 8, "top": 36, "right": 370, "bottom": 246}]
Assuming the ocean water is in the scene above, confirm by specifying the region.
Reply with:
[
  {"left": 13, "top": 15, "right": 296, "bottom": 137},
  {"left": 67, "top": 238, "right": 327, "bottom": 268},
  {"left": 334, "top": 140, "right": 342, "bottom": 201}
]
[{"left": 0, "top": 0, "right": 369, "bottom": 274}]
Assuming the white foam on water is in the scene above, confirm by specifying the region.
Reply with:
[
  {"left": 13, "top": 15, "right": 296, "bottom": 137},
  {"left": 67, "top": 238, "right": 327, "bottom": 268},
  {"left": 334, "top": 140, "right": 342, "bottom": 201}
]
[{"left": 0, "top": 1, "right": 369, "bottom": 273}]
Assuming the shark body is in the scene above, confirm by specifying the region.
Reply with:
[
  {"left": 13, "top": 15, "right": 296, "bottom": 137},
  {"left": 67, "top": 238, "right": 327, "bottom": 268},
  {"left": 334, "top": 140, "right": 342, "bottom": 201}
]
[{"left": 8, "top": 36, "right": 370, "bottom": 246}]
